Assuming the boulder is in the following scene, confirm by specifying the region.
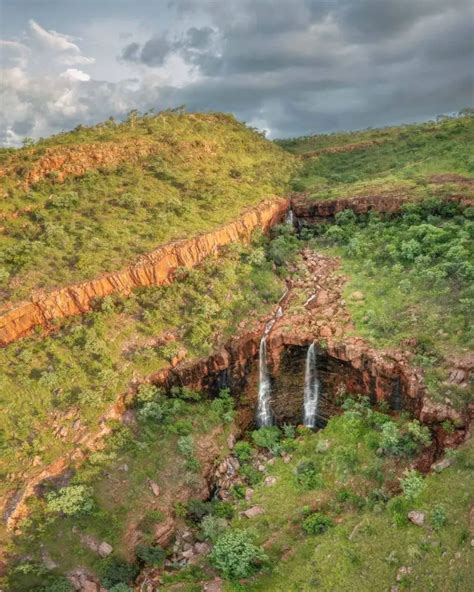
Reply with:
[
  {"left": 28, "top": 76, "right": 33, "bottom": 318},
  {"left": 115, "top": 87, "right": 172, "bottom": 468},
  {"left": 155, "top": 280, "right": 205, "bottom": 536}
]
[
  {"left": 149, "top": 480, "right": 160, "bottom": 497},
  {"left": 264, "top": 476, "right": 277, "bottom": 486},
  {"left": 431, "top": 458, "right": 452, "bottom": 473},
  {"left": 408, "top": 511, "right": 425, "bottom": 526},
  {"left": 242, "top": 505, "right": 264, "bottom": 519},
  {"left": 154, "top": 516, "right": 175, "bottom": 547},
  {"left": 98, "top": 541, "right": 113, "bottom": 558}
]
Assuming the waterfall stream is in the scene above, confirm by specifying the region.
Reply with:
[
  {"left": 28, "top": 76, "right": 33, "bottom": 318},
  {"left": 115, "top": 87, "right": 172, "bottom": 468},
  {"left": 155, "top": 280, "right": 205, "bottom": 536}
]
[
  {"left": 256, "top": 337, "right": 272, "bottom": 427},
  {"left": 303, "top": 343, "right": 320, "bottom": 428},
  {"left": 285, "top": 208, "right": 294, "bottom": 226},
  {"left": 256, "top": 289, "right": 289, "bottom": 427}
]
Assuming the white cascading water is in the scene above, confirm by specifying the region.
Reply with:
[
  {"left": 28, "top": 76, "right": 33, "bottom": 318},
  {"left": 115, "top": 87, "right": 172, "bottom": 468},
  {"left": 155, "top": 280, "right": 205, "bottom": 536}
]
[
  {"left": 256, "top": 336, "right": 272, "bottom": 427},
  {"left": 303, "top": 343, "right": 320, "bottom": 428},
  {"left": 256, "top": 289, "right": 289, "bottom": 427},
  {"left": 285, "top": 208, "right": 294, "bottom": 226}
]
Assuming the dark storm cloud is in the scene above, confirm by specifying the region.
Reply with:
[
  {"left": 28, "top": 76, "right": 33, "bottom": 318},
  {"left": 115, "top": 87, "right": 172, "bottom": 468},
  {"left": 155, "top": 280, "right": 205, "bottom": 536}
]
[
  {"left": 126, "top": 0, "right": 473, "bottom": 136},
  {"left": 2, "top": 0, "right": 472, "bottom": 144}
]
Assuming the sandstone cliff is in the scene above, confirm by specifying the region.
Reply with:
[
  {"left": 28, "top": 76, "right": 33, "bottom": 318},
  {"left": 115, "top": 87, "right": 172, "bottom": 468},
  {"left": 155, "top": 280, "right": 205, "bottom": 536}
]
[{"left": 0, "top": 197, "right": 289, "bottom": 346}]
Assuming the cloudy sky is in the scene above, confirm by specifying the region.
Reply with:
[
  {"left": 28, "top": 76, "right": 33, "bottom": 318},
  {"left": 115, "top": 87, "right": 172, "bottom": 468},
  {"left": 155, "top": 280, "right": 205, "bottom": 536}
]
[{"left": 1, "top": 0, "right": 473, "bottom": 145}]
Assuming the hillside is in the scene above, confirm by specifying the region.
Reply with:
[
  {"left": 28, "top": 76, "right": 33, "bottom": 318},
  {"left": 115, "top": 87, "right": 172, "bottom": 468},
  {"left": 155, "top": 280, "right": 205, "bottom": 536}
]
[
  {"left": 1, "top": 113, "right": 473, "bottom": 592},
  {"left": 0, "top": 112, "right": 294, "bottom": 305}
]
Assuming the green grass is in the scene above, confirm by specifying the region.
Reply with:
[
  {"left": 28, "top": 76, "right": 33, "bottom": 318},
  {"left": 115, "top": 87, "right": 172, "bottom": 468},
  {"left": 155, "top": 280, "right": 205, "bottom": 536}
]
[
  {"left": 4, "top": 391, "right": 235, "bottom": 592},
  {"left": 0, "top": 237, "right": 284, "bottom": 500},
  {"left": 149, "top": 400, "right": 473, "bottom": 592},
  {"left": 299, "top": 198, "right": 473, "bottom": 405},
  {"left": 282, "top": 114, "right": 474, "bottom": 201},
  {"left": 0, "top": 112, "right": 294, "bottom": 303}
]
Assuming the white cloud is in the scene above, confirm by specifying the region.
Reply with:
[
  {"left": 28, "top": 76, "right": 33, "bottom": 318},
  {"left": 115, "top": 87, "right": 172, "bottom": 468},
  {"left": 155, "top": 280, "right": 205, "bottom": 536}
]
[
  {"left": 28, "top": 19, "right": 95, "bottom": 65},
  {"left": 60, "top": 68, "right": 91, "bottom": 82}
]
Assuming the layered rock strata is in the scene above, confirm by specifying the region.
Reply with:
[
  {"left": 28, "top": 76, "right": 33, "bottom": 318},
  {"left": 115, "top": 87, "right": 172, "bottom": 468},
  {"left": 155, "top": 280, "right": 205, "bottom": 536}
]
[{"left": 0, "top": 197, "right": 288, "bottom": 346}]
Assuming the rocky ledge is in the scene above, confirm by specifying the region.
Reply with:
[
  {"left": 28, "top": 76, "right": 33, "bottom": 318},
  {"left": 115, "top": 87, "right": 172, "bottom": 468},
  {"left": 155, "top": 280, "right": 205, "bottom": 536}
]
[{"left": 0, "top": 197, "right": 288, "bottom": 346}]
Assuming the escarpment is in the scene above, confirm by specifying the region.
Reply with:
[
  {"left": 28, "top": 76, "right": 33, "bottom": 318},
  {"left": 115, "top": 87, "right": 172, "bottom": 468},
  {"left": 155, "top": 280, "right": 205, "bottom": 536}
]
[
  {"left": 0, "top": 139, "right": 158, "bottom": 188},
  {"left": 291, "top": 192, "right": 473, "bottom": 224},
  {"left": 0, "top": 197, "right": 288, "bottom": 346},
  {"left": 4, "top": 245, "right": 471, "bottom": 532}
]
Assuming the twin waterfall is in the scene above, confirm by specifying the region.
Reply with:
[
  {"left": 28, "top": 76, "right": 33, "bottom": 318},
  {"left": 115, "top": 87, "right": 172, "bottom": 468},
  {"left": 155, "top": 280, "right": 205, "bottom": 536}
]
[{"left": 257, "top": 339, "right": 320, "bottom": 428}]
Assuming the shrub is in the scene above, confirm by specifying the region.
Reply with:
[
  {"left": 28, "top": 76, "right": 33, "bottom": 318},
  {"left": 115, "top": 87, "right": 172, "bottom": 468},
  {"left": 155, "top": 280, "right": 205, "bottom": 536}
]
[
  {"left": 240, "top": 464, "right": 264, "bottom": 486},
  {"left": 210, "top": 388, "right": 235, "bottom": 423},
  {"left": 213, "top": 501, "right": 235, "bottom": 520},
  {"left": 302, "top": 512, "right": 334, "bottom": 535},
  {"left": 406, "top": 420, "right": 431, "bottom": 447},
  {"left": 46, "top": 485, "right": 94, "bottom": 516},
  {"left": 234, "top": 441, "right": 253, "bottom": 462},
  {"left": 109, "top": 585, "right": 133, "bottom": 592},
  {"left": 431, "top": 505, "right": 447, "bottom": 530},
  {"left": 135, "top": 544, "right": 166, "bottom": 567},
  {"left": 379, "top": 421, "right": 401, "bottom": 454},
  {"left": 210, "top": 529, "right": 267, "bottom": 579},
  {"left": 177, "top": 435, "right": 194, "bottom": 457},
  {"left": 387, "top": 496, "right": 410, "bottom": 526},
  {"left": 251, "top": 426, "right": 281, "bottom": 453},
  {"left": 282, "top": 423, "right": 296, "bottom": 439},
  {"left": 185, "top": 457, "right": 201, "bottom": 473},
  {"left": 295, "top": 460, "right": 323, "bottom": 490},
  {"left": 400, "top": 469, "right": 425, "bottom": 500},
  {"left": 40, "top": 577, "right": 74, "bottom": 592},
  {"left": 99, "top": 557, "right": 139, "bottom": 588},
  {"left": 201, "top": 514, "right": 228, "bottom": 542},
  {"left": 186, "top": 499, "right": 213, "bottom": 523}
]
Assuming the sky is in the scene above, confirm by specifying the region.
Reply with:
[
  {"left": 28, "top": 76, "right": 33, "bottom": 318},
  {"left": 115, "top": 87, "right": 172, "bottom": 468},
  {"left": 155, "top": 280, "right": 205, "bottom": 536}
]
[{"left": 0, "top": 0, "right": 473, "bottom": 145}]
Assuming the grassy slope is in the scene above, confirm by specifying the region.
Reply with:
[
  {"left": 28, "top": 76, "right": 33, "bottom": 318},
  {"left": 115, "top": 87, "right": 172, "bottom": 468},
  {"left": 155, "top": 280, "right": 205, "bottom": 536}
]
[
  {"left": 0, "top": 112, "right": 294, "bottom": 303},
  {"left": 283, "top": 115, "right": 474, "bottom": 404},
  {"left": 0, "top": 239, "right": 284, "bottom": 500},
  {"left": 6, "top": 391, "right": 235, "bottom": 591},
  {"left": 279, "top": 114, "right": 474, "bottom": 202},
  {"left": 2, "top": 115, "right": 473, "bottom": 591},
  {"left": 221, "top": 415, "right": 474, "bottom": 592}
]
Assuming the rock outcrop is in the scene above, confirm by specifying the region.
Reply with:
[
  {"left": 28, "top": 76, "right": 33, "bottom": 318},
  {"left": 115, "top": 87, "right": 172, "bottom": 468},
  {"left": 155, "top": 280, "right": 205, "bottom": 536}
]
[
  {"left": 291, "top": 193, "right": 472, "bottom": 224},
  {"left": 0, "top": 197, "right": 288, "bottom": 346},
  {"left": 0, "top": 139, "right": 157, "bottom": 188}
]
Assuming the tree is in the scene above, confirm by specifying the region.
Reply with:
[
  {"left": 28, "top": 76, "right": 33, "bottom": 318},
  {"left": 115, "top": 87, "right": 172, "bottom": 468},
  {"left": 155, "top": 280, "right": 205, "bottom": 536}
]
[{"left": 210, "top": 529, "right": 267, "bottom": 579}]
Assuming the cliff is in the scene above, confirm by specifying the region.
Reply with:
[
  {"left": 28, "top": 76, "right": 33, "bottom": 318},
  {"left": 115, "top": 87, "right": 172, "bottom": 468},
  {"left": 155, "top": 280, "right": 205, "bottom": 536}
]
[
  {"left": 291, "top": 192, "right": 472, "bottom": 223},
  {"left": 0, "top": 197, "right": 288, "bottom": 346}
]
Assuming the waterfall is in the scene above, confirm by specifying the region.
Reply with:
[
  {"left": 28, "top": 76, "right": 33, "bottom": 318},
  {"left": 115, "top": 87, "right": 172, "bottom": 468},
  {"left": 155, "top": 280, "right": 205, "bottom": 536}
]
[
  {"left": 303, "top": 343, "right": 320, "bottom": 428},
  {"left": 285, "top": 208, "right": 294, "bottom": 226},
  {"left": 256, "top": 337, "right": 272, "bottom": 427}
]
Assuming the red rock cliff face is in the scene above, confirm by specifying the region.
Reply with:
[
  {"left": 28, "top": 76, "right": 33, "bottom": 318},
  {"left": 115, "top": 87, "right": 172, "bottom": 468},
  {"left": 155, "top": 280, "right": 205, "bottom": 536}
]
[
  {"left": 0, "top": 197, "right": 288, "bottom": 346},
  {"left": 291, "top": 193, "right": 472, "bottom": 223}
]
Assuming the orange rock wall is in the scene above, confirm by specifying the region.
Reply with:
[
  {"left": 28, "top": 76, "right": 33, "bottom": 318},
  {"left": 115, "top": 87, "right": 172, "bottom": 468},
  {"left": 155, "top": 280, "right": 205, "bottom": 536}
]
[{"left": 0, "top": 197, "right": 289, "bottom": 347}]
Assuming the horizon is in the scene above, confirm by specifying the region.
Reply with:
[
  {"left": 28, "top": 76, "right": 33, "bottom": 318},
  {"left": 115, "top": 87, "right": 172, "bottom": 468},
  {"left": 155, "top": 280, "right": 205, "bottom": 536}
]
[{"left": 1, "top": 0, "right": 473, "bottom": 145}]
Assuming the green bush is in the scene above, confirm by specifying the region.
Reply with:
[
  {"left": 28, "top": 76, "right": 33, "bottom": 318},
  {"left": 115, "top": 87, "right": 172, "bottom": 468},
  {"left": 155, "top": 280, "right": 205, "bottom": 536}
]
[
  {"left": 109, "top": 585, "right": 133, "bottom": 592},
  {"left": 210, "top": 529, "right": 267, "bottom": 579},
  {"left": 177, "top": 435, "right": 194, "bottom": 457},
  {"left": 98, "top": 557, "right": 139, "bottom": 588},
  {"left": 302, "top": 512, "right": 334, "bottom": 535},
  {"left": 400, "top": 469, "right": 425, "bottom": 500},
  {"left": 251, "top": 426, "right": 281, "bottom": 453},
  {"left": 430, "top": 504, "right": 447, "bottom": 530},
  {"left": 234, "top": 441, "right": 254, "bottom": 462},
  {"left": 39, "top": 577, "right": 74, "bottom": 592},
  {"left": 201, "top": 514, "right": 228, "bottom": 542},
  {"left": 46, "top": 485, "right": 94, "bottom": 516},
  {"left": 295, "top": 460, "right": 324, "bottom": 490},
  {"left": 240, "top": 464, "right": 264, "bottom": 486},
  {"left": 136, "top": 544, "right": 166, "bottom": 566},
  {"left": 210, "top": 388, "right": 235, "bottom": 423}
]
